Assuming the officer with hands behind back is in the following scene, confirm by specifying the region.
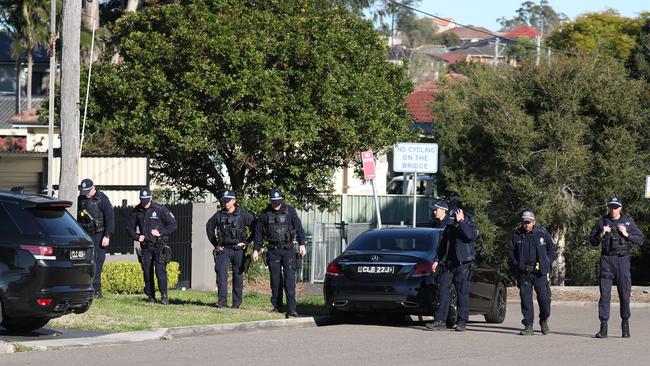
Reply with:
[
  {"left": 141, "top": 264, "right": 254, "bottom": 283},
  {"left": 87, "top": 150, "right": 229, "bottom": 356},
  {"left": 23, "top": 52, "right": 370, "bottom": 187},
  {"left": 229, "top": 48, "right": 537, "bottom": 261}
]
[
  {"left": 77, "top": 178, "right": 115, "bottom": 299},
  {"left": 425, "top": 207, "right": 478, "bottom": 332},
  {"left": 127, "top": 188, "right": 177, "bottom": 305},
  {"left": 589, "top": 197, "right": 644, "bottom": 339},
  {"left": 508, "top": 211, "right": 557, "bottom": 336},
  {"left": 253, "top": 189, "right": 307, "bottom": 317},
  {"left": 206, "top": 190, "right": 255, "bottom": 308}
]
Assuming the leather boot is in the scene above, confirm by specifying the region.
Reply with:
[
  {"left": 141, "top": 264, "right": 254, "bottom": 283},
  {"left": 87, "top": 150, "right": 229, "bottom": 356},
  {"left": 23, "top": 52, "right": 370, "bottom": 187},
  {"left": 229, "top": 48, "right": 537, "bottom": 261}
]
[
  {"left": 519, "top": 324, "right": 533, "bottom": 336},
  {"left": 540, "top": 319, "right": 549, "bottom": 335},
  {"left": 160, "top": 292, "right": 169, "bottom": 305},
  {"left": 595, "top": 321, "right": 607, "bottom": 338},
  {"left": 622, "top": 319, "right": 630, "bottom": 338}
]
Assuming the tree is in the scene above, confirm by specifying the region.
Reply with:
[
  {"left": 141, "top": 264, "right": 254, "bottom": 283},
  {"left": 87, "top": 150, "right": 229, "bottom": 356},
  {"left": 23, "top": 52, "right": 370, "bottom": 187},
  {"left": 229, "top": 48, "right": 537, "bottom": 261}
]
[
  {"left": 0, "top": 0, "right": 51, "bottom": 111},
  {"left": 59, "top": 0, "right": 81, "bottom": 212},
  {"left": 628, "top": 14, "right": 650, "bottom": 81},
  {"left": 547, "top": 10, "right": 644, "bottom": 60},
  {"left": 86, "top": 0, "right": 414, "bottom": 207},
  {"left": 431, "top": 56, "right": 650, "bottom": 285},
  {"left": 497, "top": 0, "right": 566, "bottom": 35}
]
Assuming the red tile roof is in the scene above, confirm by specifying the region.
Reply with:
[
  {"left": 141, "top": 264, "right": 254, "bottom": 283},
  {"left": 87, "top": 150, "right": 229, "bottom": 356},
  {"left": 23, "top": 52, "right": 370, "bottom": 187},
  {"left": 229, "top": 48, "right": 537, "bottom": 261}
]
[
  {"left": 504, "top": 24, "right": 541, "bottom": 39},
  {"left": 406, "top": 81, "right": 440, "bottom": 123},
  {"left": 406, "top": 74, "right": 468, "bottom": 123},
  {"left": 430, "top": 53, "right": 469, "bottom": 65},
  {"left": 432, "top": 18, "right": 454, "bottom": 26}
]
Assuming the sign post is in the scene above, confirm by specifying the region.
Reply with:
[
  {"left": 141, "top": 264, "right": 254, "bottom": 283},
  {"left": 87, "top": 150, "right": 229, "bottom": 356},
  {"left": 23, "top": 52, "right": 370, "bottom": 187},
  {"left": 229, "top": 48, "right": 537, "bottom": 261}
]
[
  {"left": 362, "top": 151, "right": 381, "bottom": 229},
  {"left": 645, "top": 176, "right": 650, "bottom": 199},
  {"left": 393, "top": 143, "right": 439, "bottom": 227}
]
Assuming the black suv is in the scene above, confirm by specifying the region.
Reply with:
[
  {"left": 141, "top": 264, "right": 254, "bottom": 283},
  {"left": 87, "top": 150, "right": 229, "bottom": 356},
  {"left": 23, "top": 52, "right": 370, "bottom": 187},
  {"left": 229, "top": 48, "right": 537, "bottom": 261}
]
[{"left": 0, "top": 190, "right": 95, "bottom": 332}]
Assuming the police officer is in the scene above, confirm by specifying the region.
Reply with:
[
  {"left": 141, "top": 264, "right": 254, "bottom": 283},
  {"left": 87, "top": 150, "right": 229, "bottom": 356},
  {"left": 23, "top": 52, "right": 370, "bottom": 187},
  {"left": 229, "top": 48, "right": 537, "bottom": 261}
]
[
  {"left": 206, "top": 190, "right": 255, "bottom": 308},
  {"left": 508, "top": 211, "right": 557, "bottom": 336},
  {"left": 127, "top": 188, "right": 177, "bottom": 304},
  {"left": 425, "top": 208, "right": 478, "bottom": 332},
  {"left": 252, "top": 189, "right": 307, "bottom": 317},
  {"left": 431, "top": 199, "right": 451, "bottom": 228},
  {"left": 589, "top": 197, "right": 644, "bottom": 338},
  {"left": 77, "top": 178, "right": 115, "bottom": 299}
]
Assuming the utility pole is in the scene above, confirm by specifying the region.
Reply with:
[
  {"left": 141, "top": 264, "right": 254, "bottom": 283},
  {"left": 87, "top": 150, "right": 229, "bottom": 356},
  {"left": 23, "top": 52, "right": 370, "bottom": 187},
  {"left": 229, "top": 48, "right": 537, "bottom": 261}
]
[
  {"left": 493, "top": 37, "right": 500, "bottom": 67},
  {"left": 59, "top": 0, "right": 81, "bottom": 212},
  {"left": 47, "top": 0, "right": 57, "bottom": 196}
]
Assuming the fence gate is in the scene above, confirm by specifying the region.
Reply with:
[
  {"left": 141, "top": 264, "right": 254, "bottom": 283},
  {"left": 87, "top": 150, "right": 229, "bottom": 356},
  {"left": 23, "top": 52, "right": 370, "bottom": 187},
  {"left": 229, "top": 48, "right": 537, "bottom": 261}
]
[{"left": 309, "top": 222, "right": 373, "bottom": 283}]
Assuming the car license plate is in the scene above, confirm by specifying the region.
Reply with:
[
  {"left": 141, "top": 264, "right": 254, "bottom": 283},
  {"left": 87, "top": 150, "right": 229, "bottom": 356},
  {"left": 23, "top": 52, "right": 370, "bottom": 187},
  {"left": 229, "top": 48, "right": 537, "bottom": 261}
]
[
  {"left": 357, "top": 265, "right": 394, "bottom": 274},
  {"left": 70, "top": 250, "right": 86, "bottom": 260}
]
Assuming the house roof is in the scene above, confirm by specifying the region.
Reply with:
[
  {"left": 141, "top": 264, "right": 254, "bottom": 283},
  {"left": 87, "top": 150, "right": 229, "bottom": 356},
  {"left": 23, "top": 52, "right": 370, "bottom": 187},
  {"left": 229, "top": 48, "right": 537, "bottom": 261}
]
[
  {"left": 406, "top": 81, "right": 440, "bottom": 123},
  {"left": 440, "top": 26, "right": 498, "bottom": 41},
  {"left": 503, "top": 24, "right": 541, "bottom": 39},
  {"left": 405, "top": 73, "right": 468, "bottom": 124},
  {"left": 432, "top": 18, "right": 454, "bottom": 26}
]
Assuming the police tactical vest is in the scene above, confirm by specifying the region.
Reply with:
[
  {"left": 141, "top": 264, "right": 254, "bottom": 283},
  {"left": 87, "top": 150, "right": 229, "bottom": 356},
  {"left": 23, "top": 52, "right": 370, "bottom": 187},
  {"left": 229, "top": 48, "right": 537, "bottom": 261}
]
[
  {"left": 217, "top": 209, "right": 245, "bottom": 244},
  {"left": 78, "top": 195, "right": 105, "bottom": 234},
  {"left": 265, "top": 209, "right": 294, "bottom": 244},
  {"left": 603, "top": 217, "right": 630, "bottom": 256}
]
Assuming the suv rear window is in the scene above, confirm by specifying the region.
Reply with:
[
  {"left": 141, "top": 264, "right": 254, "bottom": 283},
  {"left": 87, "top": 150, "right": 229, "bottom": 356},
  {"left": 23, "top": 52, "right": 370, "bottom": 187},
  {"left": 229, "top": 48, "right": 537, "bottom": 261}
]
[
  {"left": 0, "top": 204, "right": 21, "bottom": 236},
  {"left": 2, "top": 202, "right": 86, "bottom": 239}
]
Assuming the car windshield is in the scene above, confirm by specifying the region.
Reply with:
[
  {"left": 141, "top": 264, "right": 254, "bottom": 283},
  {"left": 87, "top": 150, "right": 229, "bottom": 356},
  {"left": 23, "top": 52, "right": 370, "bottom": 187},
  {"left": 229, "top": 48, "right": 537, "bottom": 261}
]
[{"left": 346, "top": 230, "right": 441, "bottom": 252}]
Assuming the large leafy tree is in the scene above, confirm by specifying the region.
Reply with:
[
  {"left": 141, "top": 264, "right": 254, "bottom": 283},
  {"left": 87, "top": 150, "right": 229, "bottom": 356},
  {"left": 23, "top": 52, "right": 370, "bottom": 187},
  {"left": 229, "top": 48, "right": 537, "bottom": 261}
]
[
  {"left": 432, "top": 57, "right": 650, "bottom": 285},
  {"left": 628, "top": 14, "right": 650, "bottom": 81},
  {"left": 87, "top": 0, "right": 413, "bottom": 207},
  {"left": 547, "top": 10, "right": 644, "bottom": 60}
]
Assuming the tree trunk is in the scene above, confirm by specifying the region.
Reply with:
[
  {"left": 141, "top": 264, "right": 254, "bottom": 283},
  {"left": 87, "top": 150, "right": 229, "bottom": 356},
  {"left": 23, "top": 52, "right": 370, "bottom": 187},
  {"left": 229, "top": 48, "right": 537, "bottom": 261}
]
[
  {"left": 551, "top": 225, "right": 566, "bottom": 286},
  {"left": 111, "top": 0, "right": 139, "bottom": 64},
  {"left": 59, "top": 0, "right": 82, "bottom": 213},
  {"left": 27, "top": 51, "right": 33, "bottom": 109},
  {"left": 15, "top": 62, "right": 21, "bottom": 114}
]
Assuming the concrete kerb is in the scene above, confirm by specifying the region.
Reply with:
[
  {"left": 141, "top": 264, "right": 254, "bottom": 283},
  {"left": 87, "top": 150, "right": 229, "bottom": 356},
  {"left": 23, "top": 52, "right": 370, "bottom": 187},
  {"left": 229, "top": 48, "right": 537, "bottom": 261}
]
[{"left": 7, "top": 316, "right": 322, "bottom": 353}]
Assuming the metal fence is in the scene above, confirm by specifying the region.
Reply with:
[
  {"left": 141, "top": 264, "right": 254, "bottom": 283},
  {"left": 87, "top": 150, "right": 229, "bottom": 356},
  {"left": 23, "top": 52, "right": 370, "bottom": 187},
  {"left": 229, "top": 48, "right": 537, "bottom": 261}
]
[{"left": 110, "top": 203, "right": 193, "bottom": 288}]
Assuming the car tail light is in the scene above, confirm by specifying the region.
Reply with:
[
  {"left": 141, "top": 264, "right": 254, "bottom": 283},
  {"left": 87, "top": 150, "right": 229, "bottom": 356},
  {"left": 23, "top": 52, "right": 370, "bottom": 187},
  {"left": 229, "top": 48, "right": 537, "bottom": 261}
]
[
  {"left": 20, "top": 245, "right": 56, "bottom": 260},
  {"left": 326, "top": 262, "right": 342, "bottom": 277},
  {"left": 412, "top": 261, "right": 433, "bottom": 277},
  {"left": 36, "top": 298, "right": 53, "bottom": 306}
]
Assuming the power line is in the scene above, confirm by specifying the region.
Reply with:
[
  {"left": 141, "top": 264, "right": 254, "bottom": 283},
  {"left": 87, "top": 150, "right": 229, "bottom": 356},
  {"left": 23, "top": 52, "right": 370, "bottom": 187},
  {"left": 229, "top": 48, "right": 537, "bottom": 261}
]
[{"left": 386, "top": 0, "right": 578, "bottom": 57}]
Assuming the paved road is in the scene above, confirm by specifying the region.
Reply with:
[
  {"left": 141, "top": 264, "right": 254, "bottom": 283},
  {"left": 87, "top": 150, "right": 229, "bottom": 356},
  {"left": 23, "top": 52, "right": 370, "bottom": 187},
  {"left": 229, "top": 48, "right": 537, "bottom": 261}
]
[{"left": 2, "top": 302, "right": 650, "bottom": 365}]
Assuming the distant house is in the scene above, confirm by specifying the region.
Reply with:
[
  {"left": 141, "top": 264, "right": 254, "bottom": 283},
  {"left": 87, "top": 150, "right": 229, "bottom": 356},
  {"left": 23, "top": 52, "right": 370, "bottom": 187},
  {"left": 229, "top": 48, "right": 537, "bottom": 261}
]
[
  {"left": 0, "top": 31, "right": 50, "bottom": 100},
  {"left": 503, "top": 24, "right": 541, "bottom": 40},
  {"left": 440, "top": 26, "right": 498, "bottom": 44},
  {"left": 405, "top": 73, "right": 468, "bottom": 130},
  {"left": 432, "top": 18, "right": 456, "bottom": 34}
]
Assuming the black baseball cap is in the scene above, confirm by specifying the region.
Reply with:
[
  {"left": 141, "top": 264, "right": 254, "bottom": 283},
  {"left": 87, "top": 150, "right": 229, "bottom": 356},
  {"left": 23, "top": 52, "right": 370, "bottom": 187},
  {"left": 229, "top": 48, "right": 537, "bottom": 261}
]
[
  {"left": 80, "top": 178, "right": 94, "bottom": 196},
  {"left": 607, "top": 197, "right": 623, "bottom": 207},
  {"left": 430, "top": 200, "right": 449, "bottom": 211},
  {"left": 139, "top": 188, "right": 152, "bottom": 205},
  {"left": 269, "top": 189, "right": 283, "bottom": 203},
  {"left": 221, "top": 190, "right": 236, "bottom": 203}
]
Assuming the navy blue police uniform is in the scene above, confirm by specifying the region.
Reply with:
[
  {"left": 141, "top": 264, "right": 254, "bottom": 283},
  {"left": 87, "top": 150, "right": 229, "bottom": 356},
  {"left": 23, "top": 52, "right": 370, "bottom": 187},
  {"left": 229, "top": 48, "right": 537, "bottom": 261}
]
[
  {"left": 77, "top": 179, "right": 115, "bottom": 298},
  {"left": 127, "top": 189, "right": 177, "bottom": 304},
  {"left": 253, "top": 190, "right": 305, "bottom": 315},
  {"left": 430, "top": 211, "right": 478, "bottom": 331},
  {"left": 589, "top": 197, "right": 643, "bottom": 338},
  {"left": 206, "top": 191, "right": 255, "bottom": 308},
  {"left": 508, "top": 212, "right": 557, "bottom": 335}
]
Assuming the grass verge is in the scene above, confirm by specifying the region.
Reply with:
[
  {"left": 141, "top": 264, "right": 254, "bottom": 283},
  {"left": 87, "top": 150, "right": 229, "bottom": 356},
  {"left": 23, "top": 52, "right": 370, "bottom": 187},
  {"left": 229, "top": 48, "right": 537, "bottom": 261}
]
[{"left": 48, "top": 290, "right": 325, "bottom": 333}]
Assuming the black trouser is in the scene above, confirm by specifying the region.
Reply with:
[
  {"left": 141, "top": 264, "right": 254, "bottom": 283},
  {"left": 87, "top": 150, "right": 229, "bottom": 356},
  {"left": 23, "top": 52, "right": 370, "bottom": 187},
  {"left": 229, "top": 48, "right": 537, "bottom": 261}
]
[
  {"left": 598, "top": 255, "right": 631, "bottom": 322},
  {"left": 142, "top": 242, "right": 167, "bottom": 298},
  {"left": 517, "top": 270, "right": 551, "bottom": 326},
  {"left": 91, "top": 233, "right": 106, "bottom": 294},
  {"left": 267, "top": 247, "right": 296, "bottom": 312},
  {"left": 214, "top": 246, "right": 244, "bottom": 306},
  {"left": 435, "top": 262, "right": 472, "bottom": 324}
]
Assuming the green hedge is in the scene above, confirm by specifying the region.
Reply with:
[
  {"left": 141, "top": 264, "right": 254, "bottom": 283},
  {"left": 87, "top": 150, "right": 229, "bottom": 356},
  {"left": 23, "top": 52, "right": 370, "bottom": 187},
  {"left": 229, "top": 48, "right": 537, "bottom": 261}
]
[{"left": 101, "top": 261, "right": 180, "bottom": 294}]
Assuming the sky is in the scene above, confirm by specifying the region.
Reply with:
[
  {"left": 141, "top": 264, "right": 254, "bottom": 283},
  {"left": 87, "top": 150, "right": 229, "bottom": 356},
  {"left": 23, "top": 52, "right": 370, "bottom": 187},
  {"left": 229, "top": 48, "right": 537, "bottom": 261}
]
[{"left": 412, "top": 0, "right": 648, "bottom": 31}]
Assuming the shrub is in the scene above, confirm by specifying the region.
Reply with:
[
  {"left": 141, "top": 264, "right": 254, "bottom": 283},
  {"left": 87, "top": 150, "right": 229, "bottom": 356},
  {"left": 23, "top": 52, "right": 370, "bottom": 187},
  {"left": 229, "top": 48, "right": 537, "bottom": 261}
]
[{"left": 102, "top": 261, "right": 180, "bottom": 294}]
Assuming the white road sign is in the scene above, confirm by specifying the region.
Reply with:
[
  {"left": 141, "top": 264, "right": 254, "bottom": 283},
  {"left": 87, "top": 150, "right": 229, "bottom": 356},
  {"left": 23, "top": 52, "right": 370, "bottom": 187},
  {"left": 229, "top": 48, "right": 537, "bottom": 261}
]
[
  {"left": 393, "top": 143, "right": 438, "bottom": 173},
  {"left": 646, "top": 175, "right": 650, "bottom": 198}
]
